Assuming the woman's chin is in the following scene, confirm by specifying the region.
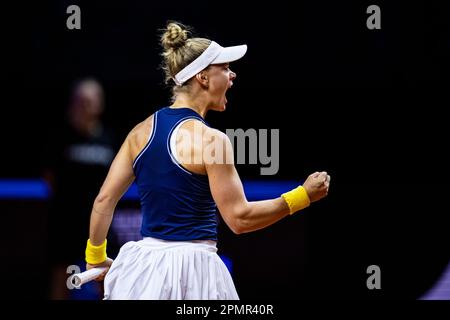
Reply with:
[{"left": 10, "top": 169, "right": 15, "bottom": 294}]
[{"left": 211, "top": 104, "right": 226, "bottom": 112}]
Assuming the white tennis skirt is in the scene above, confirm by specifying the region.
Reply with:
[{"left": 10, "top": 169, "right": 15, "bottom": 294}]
[{"left": 103, "top": 237, "right": 239, "bottom": 300}]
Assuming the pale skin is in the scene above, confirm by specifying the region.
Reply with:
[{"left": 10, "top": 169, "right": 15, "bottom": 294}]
[{"left": 87, "top": 63, "right": 331, "bottom": 279}]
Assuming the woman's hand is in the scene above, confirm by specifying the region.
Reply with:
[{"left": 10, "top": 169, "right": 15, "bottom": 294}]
[
  {"left": 303, "top": 171, "right": 331, "bottom": 202},
  {"left": 86, "top": 257, "right": 114, "bottom": 281}
]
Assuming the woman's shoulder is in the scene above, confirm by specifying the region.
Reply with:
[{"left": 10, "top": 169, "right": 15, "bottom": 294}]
[
  {"left": 129, "top": 113, "right": 154, "bottom": 135},
  {"left": 179, "top": 119, "right": 228, "bottom": 142},
  {"left": 126, "top": 114, "right": 155, "bottom": 156}
]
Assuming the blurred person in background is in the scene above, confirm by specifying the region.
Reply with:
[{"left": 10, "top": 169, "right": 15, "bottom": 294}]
[{"left": 42, "top": 78, "right": 118, "bottom": 299}]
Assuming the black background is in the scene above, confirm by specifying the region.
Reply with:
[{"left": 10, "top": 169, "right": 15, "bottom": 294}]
[{"left": 2, "top": 0, "right": 449, "bottom": 299}]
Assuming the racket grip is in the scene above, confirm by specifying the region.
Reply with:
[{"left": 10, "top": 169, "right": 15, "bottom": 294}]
[{"left": 71, "top": 267, "right": 107, "bottom": 288}]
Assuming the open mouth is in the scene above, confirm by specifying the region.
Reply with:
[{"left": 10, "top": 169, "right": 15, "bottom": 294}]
[{"left": 225, "top": 82, "right": 233, "bottom": 104}]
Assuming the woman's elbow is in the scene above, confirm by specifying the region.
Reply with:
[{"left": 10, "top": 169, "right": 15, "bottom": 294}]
[
  {"left": 94, "top": 192, "right": 117, "bottom": 208},
  {"left": 229, "top": 222, "right": 245, "bottom": 235},
  {"left": 226, "top": 209, "right": 251, "bottom": 234}
]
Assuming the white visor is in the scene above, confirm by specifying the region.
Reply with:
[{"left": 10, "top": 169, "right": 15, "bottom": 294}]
[{"left": 173, "top": 41, "right": 247, "bottom": 86}]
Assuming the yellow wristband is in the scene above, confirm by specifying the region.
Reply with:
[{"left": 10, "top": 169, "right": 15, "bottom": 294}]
[
  {"left": 85, "top": 239, "right": 107, "bottom": 265},
  {"left": 281, "top": 185, "right": 311, "bottom": 215}
]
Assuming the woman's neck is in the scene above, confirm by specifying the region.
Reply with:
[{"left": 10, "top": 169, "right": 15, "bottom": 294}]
[{"left": 171, "top": 94, "right": 208, "bottom": 118}]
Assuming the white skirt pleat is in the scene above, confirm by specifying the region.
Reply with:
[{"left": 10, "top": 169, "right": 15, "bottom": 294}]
[{"left": 103, "top": 237, "right": 239, "bottom": 300}]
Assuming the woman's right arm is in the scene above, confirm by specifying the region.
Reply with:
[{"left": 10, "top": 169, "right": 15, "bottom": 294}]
[{"left": 205, "top": 129, "right": 330, "bottom": 234}]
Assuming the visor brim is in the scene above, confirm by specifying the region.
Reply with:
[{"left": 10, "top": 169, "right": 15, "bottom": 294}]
[{"left": 211, "top": 45, "right": 247, "bottom": 64}]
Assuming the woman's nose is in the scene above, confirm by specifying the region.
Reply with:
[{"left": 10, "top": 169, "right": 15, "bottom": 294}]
[{"left": 230, "top": 70, "right": 236, "bottom": 81}]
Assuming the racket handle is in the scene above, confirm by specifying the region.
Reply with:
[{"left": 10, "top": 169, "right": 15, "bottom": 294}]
[{"left": 71, "top": 267, "right": 107, "bottom": 288}]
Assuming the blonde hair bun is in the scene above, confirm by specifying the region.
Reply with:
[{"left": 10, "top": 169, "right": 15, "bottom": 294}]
[{"left": 161, "top": 22, "right": 189, "bottom": 50}]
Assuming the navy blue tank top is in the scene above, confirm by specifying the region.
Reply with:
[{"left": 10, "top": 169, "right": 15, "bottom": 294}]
[{"left": 132, "top": 107, "right": 218, "bottom": 241}]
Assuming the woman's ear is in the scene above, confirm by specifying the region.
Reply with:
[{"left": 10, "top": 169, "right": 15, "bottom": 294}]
[{"left": 195, "top": 71, "right": 209, "bottom": 88}]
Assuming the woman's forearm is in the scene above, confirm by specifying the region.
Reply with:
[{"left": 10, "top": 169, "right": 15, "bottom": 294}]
[
  {"left": 235, "top": 197, "right": 291, "bottom": 234},
  {"left": 89, "top": 195, "right": 117, "bottom": 245}
]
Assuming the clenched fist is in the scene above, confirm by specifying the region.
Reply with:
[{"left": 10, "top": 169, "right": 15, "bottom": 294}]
[{"left": 303, "top": 171, "right": 330, "bottom": 202}]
